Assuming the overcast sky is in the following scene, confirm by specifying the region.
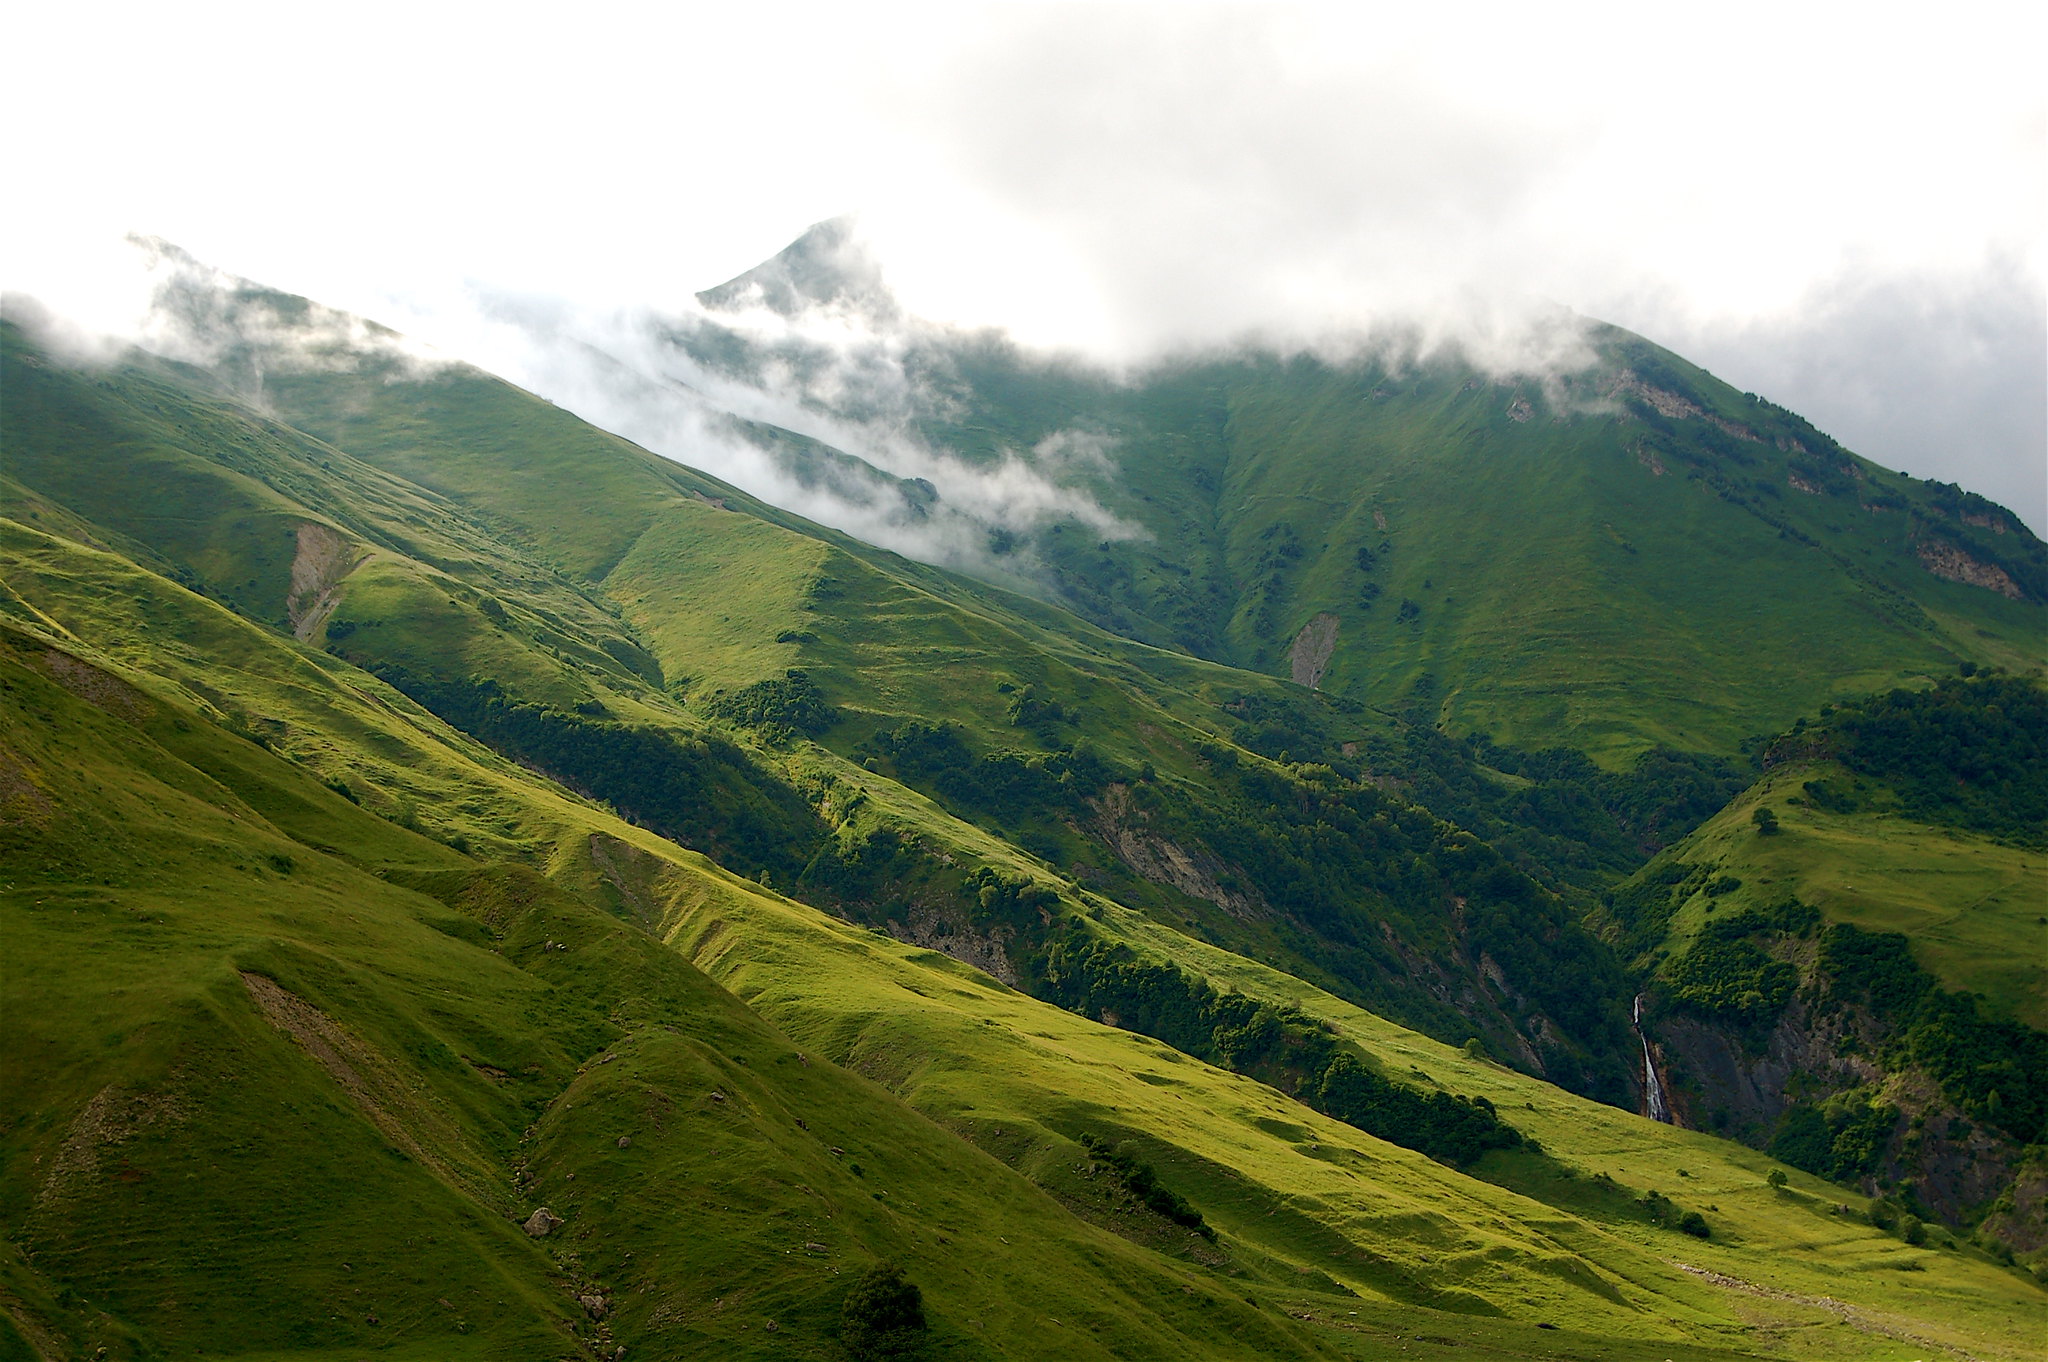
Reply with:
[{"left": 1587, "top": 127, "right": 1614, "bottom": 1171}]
[{"left": 6, "top": 2, "right": 2043, "bottom": 530}]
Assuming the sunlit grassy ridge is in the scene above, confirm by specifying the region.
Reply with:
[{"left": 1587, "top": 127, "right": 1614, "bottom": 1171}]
[
  {"left": 0, "top": 581, "right": 1346, "bottom": 1362},
  {"left": 5, "top": 519, "right": 2039, "bottom": 1360},
  {"left": 4, "top": 311, "right": 1643, "bottom": 1071},
  {"left": 1642, "top": 761, "right": 2046, "bottom": 1029},
  {"left": 0, "top": 534, "right": 1845, "bottom": 1362}
]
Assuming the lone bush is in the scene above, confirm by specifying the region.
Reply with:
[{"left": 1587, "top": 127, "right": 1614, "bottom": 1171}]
[{"left": 842, "top": 1262, "right": 927, "bottom": 1359}]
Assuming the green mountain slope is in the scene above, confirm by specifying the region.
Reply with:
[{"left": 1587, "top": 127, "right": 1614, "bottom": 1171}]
[
  {"left": 0, "top": 310, "right": 1652, "bottom": 1098},
  {"left": 0, "top": 619, "right": 1363, "bottom": 1361},
  {"left": 6, "top": 544, "right": 2039, "bottom": 1361},
  {"left": 677, "top": 224, "right": 2046, "bottom": 764},
  {"left": 4, "top": 253, "right": 2044, "bottom": 1362}
]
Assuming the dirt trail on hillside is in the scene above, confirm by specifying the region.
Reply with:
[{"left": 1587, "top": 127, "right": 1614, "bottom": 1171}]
[
  {"left": 239, "top": 970, "right": 486, "bottom": 1201},
  {"left": 1672, "top": 1260, "right": 1985, "bottom": 1362}
]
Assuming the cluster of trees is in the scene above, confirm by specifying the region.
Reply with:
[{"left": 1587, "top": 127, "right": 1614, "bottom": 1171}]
[
  {"left": 1445, "top": 733, "right": 1747, "bottom": 888},
  {"left": 1663, "top": 900, "right": 1819, "bottom": 1032},
  {"left": 840, "top": 1263, "right": 926, "bottom": 1360},
  {"left": 699, "top": 667, "right": 838, "bottom": 737},
  {"left": 1769, "top": 1097, "right": 1899, "bottom": 1185},
  {"left": 1076, "top": 1134, "right": 1213, "bottom": 1238},
  {"left": 1224, "top": 695, "right": 1745, "bottom": 906},
  {"left": 369, "top": 666, "right": 826, "bottom": 882},
  {"left": 861, "top": 720, "right": 1118, "bottom": 828},
  {"left": 1818, "top": 924, "right": 2047, "bottom": 1145},
  {"left": 1040, "top": 933, "right": 1524, "bottom": 1168},
  {"left": 861, "top": 696, "right": 1637, "bottom": 1091},
  {"left": 1181, "top": 745, "right": 1633, "bottom": 1065},
  {"left": 1787, "top": 673, "right": 2046, "bottom": 846}
]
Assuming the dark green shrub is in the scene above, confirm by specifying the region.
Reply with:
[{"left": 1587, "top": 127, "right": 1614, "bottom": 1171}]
[
  {"left": 701, "top": 668, "right": 838, "bottom": 734},
  {"left": 842, "top": 1263, "right": 927, "bottom": 1359},
  {"left": 1078, "top": 1134, "right": 1213, "bottom": 1238}
]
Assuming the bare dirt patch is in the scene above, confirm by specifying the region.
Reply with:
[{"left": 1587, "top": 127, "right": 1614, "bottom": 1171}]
[
  {"left": 35, "top": 1083, "right": 190, "bottom": 1210},
  {"left": 34, "top": 648, "right": 153, "bottom": 724},
  {"left": 287, "top": 522, "right": 361, "bottom": 641},
  {"left": 1916, "top": 541, "right": 2024, "bottom": 600},
  {"left": 0, "top": 749, "right": 55, "bottom": 827},
  {"left": 239, "top": 970, "right": 486, "bottom": 1200},
  {"left": 1091, "top": 785, "right": 1269, "bottom": 922},
  {"left": 1288, "top": 613, "right": 1340, "bottom": 690}
]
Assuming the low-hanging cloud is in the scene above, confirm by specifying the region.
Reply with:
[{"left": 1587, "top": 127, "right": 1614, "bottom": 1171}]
[
  {"left": 4, "top": 4, "right": 2038, "bottom": 530},
  {"left": 228, "top": 259, "right": 1151, "bottom": 582}
]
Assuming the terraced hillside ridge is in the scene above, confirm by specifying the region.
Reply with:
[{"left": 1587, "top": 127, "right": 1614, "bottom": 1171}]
[
  {"left": 3, "top": 248, "right": 2045, "bottom": 1362},
  {"left": 4, "top": 512, "right": 2041, "bottom": 1362}
]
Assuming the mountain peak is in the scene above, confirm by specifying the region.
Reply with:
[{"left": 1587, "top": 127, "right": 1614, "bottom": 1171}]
[{"left": 695, "top": 215, "right": 894, "bottom": 317}]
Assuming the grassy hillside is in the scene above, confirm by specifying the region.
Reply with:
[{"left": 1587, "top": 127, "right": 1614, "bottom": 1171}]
[
  {"left": 12, "top": 540, "right": 1999, "bottom": 1362},
  {"left": 670, "top": 225, "right": 2046, "bottom": 764},
  {"left": 1, "top": 310, "right": 1659, "bottom": 1094},
  {"left": 1639, "top": 761, "right": 2044, "bottom": 1029},
  {"left": 0, "top": 593, "right": 1351, "bottom": 1362},
  {"left": 4, "top": 269, "right": 2044, "bottom": 1361}
]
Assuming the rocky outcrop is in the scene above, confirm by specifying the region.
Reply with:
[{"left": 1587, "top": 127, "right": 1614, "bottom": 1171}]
[
  {"left": 1916, "top": 540, "right": 2024, "bottom": 600},
  {"left": 1611, "top": 370, "right": 1759, "bottom": 442},
  {"left": 1654, "top": 992, "right": 2033, "bottom": 1240},
  {"left": 1089, "top": 784, "right": 1270, "bottom": 922},
  {"left": 1288, "top": 613, "right": 1340, "bottom": 690},
  {"left": 286, "top": 521, "right": 360, "bottom": 641},
  {"left": 890, "top": 904, "right": 1020, "bottom": 985},
  {"left": 1656, "top": 996, "right": 1879, "bottom": 1138}
]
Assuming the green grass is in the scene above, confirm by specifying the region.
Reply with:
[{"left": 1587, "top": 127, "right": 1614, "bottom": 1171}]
[
  {"left": 1074, "top": 897, "right": 2048, "bottom": 1360},
  {"left": 6, "top": 291, "right": 2045, "bottom": 1361},
  {"left": 1649, "top": 761, "right": 2047, "bottom": 1027},
  {"left": 0, "top": 624, "right": 1356, "bottom": 1362},
  {"left": 823, "top": 324, "right": 2045, "bottom": 766},
  {"left": 10, "top": 511, "right": 2039, "bottom": 1359}
]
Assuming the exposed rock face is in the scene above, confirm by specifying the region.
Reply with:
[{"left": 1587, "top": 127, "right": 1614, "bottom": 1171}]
[
  {"left": 1288, "top": 613, "right": 1340, "bottom": 690},
  {"left": 286, "top": 521, "right": 359, "bottom": 640},
  {"left": 1655, "top": 994, "right": 2033, "bottom": 1239},
  {"left": 1089, "top": 784, "right": 1269, "bottom": 922},
  {"left": 1610, "top": 370, "right": 1759, "bottom": 442},
  {"left": 1657, "top": 996, "right": 1879, "bottom": 1137},
  {"left": 890, "top": 903, "right": 1020, "bottom": 985},
  {"left": 1916, "top": 540, "right": 2024, "bottom": 599},
  {"left": 523, "top": 1207, "right": 563, "bottom": 1238}
]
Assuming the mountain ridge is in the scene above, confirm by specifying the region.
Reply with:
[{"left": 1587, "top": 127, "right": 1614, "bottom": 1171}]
[{"left": 2, "top": 244, "right": 2043, "bottom": 1361}]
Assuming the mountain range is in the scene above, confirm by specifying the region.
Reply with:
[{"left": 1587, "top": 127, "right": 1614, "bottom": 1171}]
[{"left": 1, "top": 227, "right": 2042, "bottom": 1361}]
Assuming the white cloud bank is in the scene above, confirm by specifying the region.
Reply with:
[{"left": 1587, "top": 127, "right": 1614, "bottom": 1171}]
[{"left": 3, "top": 1, "right": 2040, "bottom": 527}]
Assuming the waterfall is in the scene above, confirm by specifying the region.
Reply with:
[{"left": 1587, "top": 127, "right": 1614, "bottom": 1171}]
[{"left": 1633, "top": 994, "right": 1670, "bottom": 1123}]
